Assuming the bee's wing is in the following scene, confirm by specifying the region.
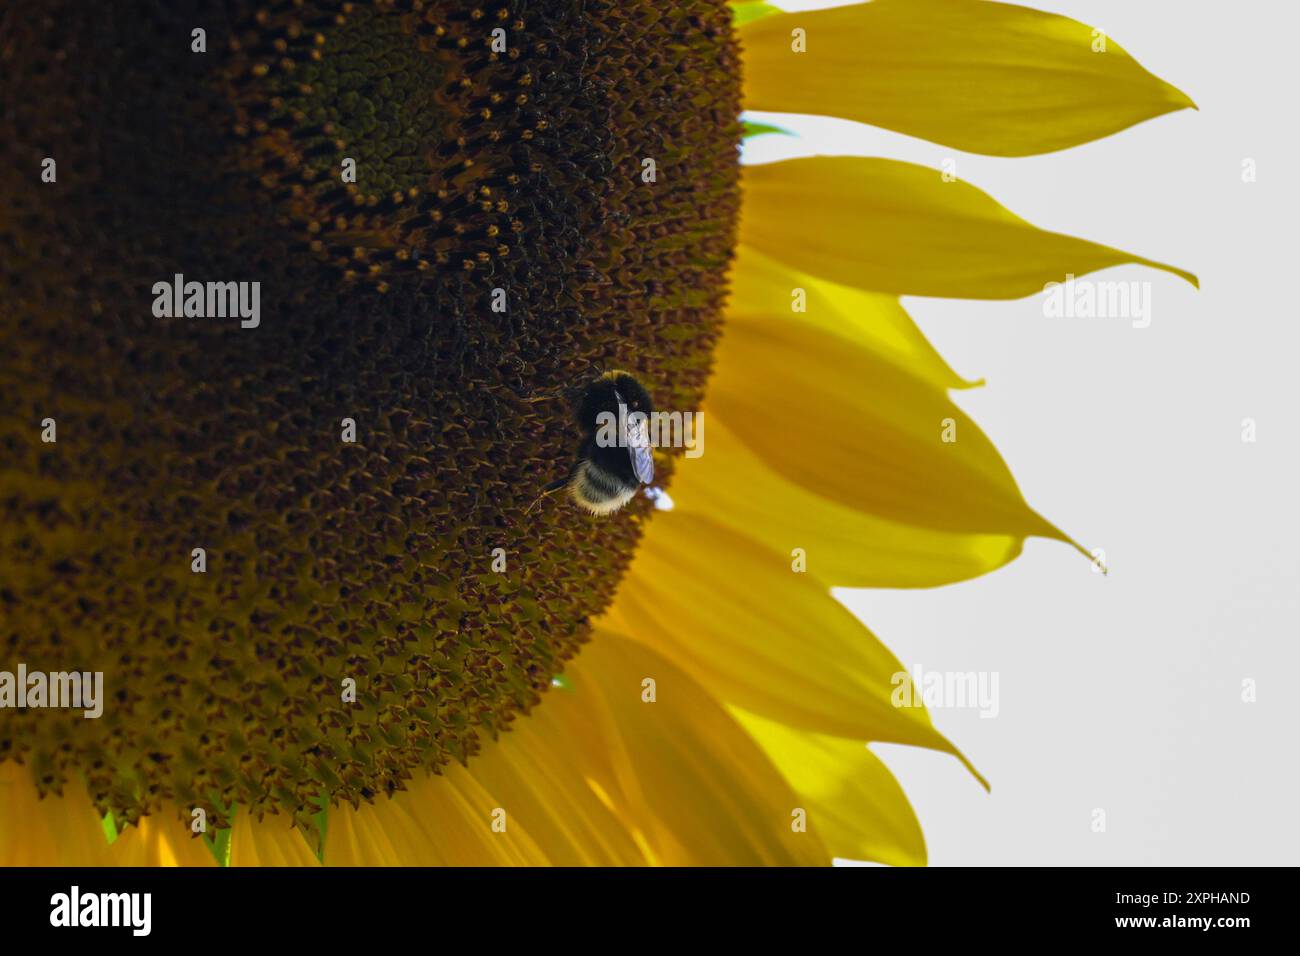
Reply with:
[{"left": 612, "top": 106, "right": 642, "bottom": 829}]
[{"left": 626, "top": 413, "right": 655, "bottom": 485}]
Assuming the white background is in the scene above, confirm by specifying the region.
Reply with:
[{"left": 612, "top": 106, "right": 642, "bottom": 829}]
[{"left": 745, "top": 0, "right": 1300, "bottom": 864}]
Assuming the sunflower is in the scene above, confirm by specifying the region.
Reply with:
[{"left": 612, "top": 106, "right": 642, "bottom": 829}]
[{"left": 0, "top": 0, "right": 1194, "bottom": 866}]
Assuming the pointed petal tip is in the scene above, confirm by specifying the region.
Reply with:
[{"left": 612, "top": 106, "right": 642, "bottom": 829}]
[
  {"left": 1034, "top": 517, "right": 1108, "bottom": 574},
  {"left": 1165, "top": 81, "right": 1199, "bottom": 112},
  {"left": 942, "top": 739, "right": 991, "bottom": 793},
  {"left": 960, "top": 753, "right": 991, "bottom": 794},
  {"left": 1140, "top": 257, "right": 1199, "bottom": 290}
]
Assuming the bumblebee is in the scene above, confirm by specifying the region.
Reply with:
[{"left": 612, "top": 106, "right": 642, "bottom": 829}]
[{"left": 534, "top": 370, "right": 655, "bottom": 515}]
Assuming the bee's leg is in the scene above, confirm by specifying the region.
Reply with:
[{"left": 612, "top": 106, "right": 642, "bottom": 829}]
[
  {"left": 518, "top": 381, "right": 578, "bottom": 405},
  {"left": 525, "top": 476, "right": 571, "bottom": 516}
]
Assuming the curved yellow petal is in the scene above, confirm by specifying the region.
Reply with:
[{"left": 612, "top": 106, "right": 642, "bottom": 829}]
[
  {"left": 669, "top": 415, "right": 1022, "bottom": 588},
  {"left": 0, "top": 762, "right": 214, "bottom": 866},
  {"left": 440, "top": 677, "right": 650, "bottom": 866},
  {"left": 732, "top": 710, "right": 928, "bottom": 867},
  {"left": 0, "top": 762, "right": 114, "bottom": 866},
  {"left": 692, "top": 247, "right": 1022, "bottom": 587},
  {"left": 230, "top": 814, "right": 321, "bottom": 866},
  {"left": 708, "top": 311, "right": 1073, "bottom": 547},
  {"left": 741, "top": 0, "right": 1195, "bottom": 157},
  {"left": 602, "top": 511, "right": 974, "bottom": 772},
  {"left": 324, "top": 764, "right": 550, "bottom": 866},
  {"left": 568, "top": 631, "right": 831, "bottom": 865},
  {"left": 741, "top": 156, "right": 1197, "bottom": 298},
  {"left": 729, "top": 244, "right": 977, "bottom": 391},
  {"left": 323, "top": 631, "right": 828, "bottom": 865},
  {"left": 107, "top": 815, "right": 216, "bottom": 867}
]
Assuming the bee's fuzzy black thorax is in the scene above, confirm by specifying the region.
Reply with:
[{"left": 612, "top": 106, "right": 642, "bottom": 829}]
[{"left": 577, "top": 370, "right": 655, "bottom": 434}]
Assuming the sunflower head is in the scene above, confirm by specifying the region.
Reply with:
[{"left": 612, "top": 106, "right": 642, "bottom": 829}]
[
  {"left": 1, "top": 0, "right": 1197, "bottom": 869},
  {"left": 0, "top": 0, "right": 739, "bottom": 841}
]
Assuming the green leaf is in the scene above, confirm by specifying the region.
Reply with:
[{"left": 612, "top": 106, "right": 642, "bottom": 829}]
[
  {"left": 732, "top": 2, "right": 783, "bottom": 29},
  {"left": 742, "top": 119, "right": 792, "bottom": 140}
]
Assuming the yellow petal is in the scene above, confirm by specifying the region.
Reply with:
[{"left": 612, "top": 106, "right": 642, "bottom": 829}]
[
  {"left": 741, "top": 0, "right": 1195, "bottom": 157},
  {"left": 601, "top": 511, "right": 978, "bottom": 778},
  {"left": 0, "top": 762, "right": 114, "bottom": 866},
  {"left": 569, "top": 631, "right": 831, "bottom": 865},
  {"left": 669, "top": 415, "right": 1022, "bottom": 588},
  {"left": 741, "top": 156, "right": 1197, "bottom": 298},
  {"left": 323, "top": 631, "right": 827, "bottom": 865},
  {"left": 732, "top": 709, "right": 928, "bottom": 867},
  {"left": 0, "top": 761, "right": 214, "bottom": 866},
  {"left": 230, "top": 814, "right": 321, "bottom": 866},
  {"left": 697, "top": 248, "right": 1023, "bottom": 587},
  {"left": 708, "top": 311, "right": 1073, "bottom": 546},
  {"left": 324, "top": 764, "right": 549, "bottom": 866},
  {"left": 440, "top": 675, "right": 651, "bottom": 866},
  {"left": 729, "top": 244, "right": 976, "bottom": 391},
  {"left": 107, "top": 814, "right": 216, "bottom": 867}
]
